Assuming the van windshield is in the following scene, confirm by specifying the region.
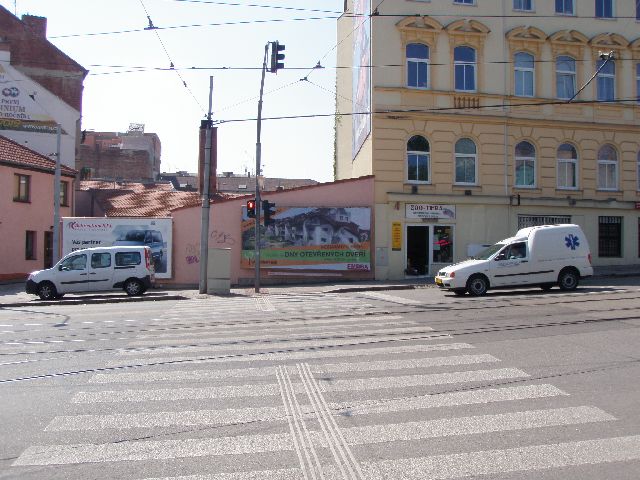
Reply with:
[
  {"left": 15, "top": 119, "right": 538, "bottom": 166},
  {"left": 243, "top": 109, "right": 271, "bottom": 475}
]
[
  {"left": 472, "top": 243, "right": 505, "bottom": 260},
  {"left": 121, "top": 231, "right": 146, "bottom": 242}
]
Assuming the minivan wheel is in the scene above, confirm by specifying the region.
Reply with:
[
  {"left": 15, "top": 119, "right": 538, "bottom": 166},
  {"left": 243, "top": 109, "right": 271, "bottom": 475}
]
[
  {"left": 558, "top": 269, "right": 579, "bottom": 291},
  {"left": 124, "top": 279, "right": 144, "bottom": 296},
  {"left": 38, "top": 281, "right": 58, "bottom": 301},
  {"left": 467, "top": 275, "right": 489, "bottom": 296}
]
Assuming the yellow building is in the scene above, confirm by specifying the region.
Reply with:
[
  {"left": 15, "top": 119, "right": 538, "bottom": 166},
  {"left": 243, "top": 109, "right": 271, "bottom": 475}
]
[{"left": 335, "top": 0, "right": 640, "bottom": 279}]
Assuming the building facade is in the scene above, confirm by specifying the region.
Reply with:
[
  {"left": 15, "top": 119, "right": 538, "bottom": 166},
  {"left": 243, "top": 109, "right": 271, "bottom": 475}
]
[{"left": 336, "top": 0, "right": 640, "bottom": 279}]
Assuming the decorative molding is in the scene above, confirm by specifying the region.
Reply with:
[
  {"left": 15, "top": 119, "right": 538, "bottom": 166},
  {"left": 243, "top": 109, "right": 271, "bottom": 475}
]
[{"left": 396, "top": 16, "right": 443, "bottom": 47}]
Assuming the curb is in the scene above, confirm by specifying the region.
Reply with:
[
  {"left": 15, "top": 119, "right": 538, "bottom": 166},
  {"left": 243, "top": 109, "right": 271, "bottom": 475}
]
[{"left": 0, "top": 294, "right": 188, "bottom": 309}]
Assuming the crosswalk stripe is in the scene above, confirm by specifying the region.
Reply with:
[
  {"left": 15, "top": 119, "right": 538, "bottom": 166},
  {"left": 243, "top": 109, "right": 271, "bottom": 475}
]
[
  {"left": 127, "top": 325, "right": 434, "bottom": 347},
  {"left": 92, "top": 354, "right": 496, "bottom": 384},
  {"left": 337, "top": 406, "right": 614, "bottom": 445},
  {"left": 360, "top": 291, "right": 424, "bottom": 305},
  {"left": 106, "top": 343, "right": 474, "bottom": 367},
  {"left": 139, "top": 470, "right": 302, "bottom": 480},
  {"left": 360, "top": 435, "right": 640, "bottom": 479}
]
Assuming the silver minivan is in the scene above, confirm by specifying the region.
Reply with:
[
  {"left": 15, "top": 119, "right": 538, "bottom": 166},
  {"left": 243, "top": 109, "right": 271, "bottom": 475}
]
[{"left": 25, "top": 246, "right": 155, "bottom": 300}]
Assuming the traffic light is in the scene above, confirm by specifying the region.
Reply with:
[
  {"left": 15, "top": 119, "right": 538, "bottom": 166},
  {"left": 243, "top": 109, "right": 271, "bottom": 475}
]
[
  {"left": 269, "top": 41, "right": 285, "bottom": 73},
  {"left": 262, "top": 200, "right": 276, "bottom": 225},
  {"left": 246, "top": 199, "right": 256, "bottom": 218}
]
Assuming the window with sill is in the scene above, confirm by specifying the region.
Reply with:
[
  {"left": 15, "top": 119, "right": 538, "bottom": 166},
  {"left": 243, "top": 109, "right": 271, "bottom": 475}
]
[
  {"left": 515, "top": 141, "right": 536, "bottom": 187},
  {"left": 514, "top": 52, "right": 534, "bottom": 97},
  {"left": 14, "top": 174, "right": 30, "bottom": 202},
  {"left": 595, "top": 0, "right": 613, "bottom": 18},
  {"left": 407, "top": 43, "right": 429, "bottom": 89},
  {"left": 407, "top": 135, "right": 430, "bottom": 183},
  {"left": 555, "top": 0, "right": 574, "bottom": 14},
  {"left": 454, "top": 46, "right": 476, "bottom": 92},
  {"left": 596, "top": 58, "right": 615, "bottom": 101},
  {"left": 60, "top": 181, "right": 69, "bottom": 207},
  {"left": 454, "top": 0, "right": 474, "bottom": 4},
  {"left": 454, "top": 138, "right": 477, "bottom": 185},
  {"left": 556, "top": 56, "right": 577, "bottom": 99},
  {"left": 597, "top": 144, "right": 618, "bottom": 190},
  {"left": 25, "top": 230, "right": 36, "bottom": 260},
  {"left": 513, "top": 0, "right": 533, "bottom": 11},
  {"left": 599, "top": 216, "right": 621, "bottom": 258},
  {"left": 557, "top": 143, "right": 578, "bottom": 189}
]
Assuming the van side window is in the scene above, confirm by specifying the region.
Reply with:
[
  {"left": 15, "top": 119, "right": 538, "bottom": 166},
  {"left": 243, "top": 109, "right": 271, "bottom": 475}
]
[
  {"left": 507, "top": 242, "right": 527, "bottom": 259},
  {"left": 91, "top": 253, "right": 111, "bottom": 269},
  {"left": 60, "top": 254, "right": 87, "bottom": 271},
  {"left": 115, "top": 252, "right": 141, "bottom": 266}
]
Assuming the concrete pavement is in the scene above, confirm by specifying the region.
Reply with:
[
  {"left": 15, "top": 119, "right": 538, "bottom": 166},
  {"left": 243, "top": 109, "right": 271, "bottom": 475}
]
[{"left": 1, "top": 264, "right": 639, "bottom": 308}]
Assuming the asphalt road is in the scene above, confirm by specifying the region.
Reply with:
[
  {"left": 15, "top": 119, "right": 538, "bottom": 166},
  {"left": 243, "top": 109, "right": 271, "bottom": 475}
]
[{"left": 1, "top": 279, "right": 639, "bottom": 479}]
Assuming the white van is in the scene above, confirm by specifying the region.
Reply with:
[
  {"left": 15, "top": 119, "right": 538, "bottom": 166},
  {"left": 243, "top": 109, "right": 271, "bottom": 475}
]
[
  {"left": 435, "top": 224, "right": 593, "bottom": 296},
  {"left": 25, "top": 246, "right": 155, "bottom": 300}
]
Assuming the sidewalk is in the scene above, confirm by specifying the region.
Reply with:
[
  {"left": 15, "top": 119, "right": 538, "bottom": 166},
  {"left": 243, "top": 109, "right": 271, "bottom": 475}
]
[{"left": 1, "top": 264, "right": 638, "bottom": 308}]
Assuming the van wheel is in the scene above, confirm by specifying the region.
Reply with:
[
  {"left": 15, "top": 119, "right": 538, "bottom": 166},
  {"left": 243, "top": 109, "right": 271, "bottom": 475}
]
[
  {"left": 467, "top": 275, "right": 489, "bottom": 296},
  {"left": 124, "top": 279, "right": 144, "bottom": 296},
  {"left": 38, "top": 281, "right": 58, "bottom": 301},
  {"left": 558, "top": 269, "right": 579, "bottom": 291}
]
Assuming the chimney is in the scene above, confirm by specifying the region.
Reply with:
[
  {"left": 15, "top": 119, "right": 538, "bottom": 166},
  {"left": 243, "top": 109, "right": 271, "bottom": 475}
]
[
  {"left": 21, "top": 15, "right": 47, "bottom": 38},
  {"left": 198, "top": 120, "right": 217, "bottom": 194}
]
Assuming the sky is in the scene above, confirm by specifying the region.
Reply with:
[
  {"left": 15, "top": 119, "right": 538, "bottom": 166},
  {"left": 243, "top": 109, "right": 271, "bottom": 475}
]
[{"left": 2, "top": 0, "right": 345, "bottom": 182}]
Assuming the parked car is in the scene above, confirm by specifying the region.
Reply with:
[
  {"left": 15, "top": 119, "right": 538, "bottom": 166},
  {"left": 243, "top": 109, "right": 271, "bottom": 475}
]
[
  {"left": 25, "top": 246, "right": 155, "bottom": 300},
  {"left": 434, "top": 224, "right": 593, "bottom": 296},
  {"left": 113, "top": 229, "right": 164, "bottom": 263}
]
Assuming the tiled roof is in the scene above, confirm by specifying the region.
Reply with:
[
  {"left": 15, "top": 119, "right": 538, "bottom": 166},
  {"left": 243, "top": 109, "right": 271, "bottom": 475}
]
[
  {"left": 0, "top": 134, "right": 77, "bottom": 176},
  {"left": 216, "top": 176, "right": 318, "bottom": 193}
]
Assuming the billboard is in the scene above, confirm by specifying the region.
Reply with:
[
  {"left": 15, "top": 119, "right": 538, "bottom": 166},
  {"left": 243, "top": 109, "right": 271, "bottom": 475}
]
[
  {"left": 241, "top": 207, "right": 371, "bottom": 271},
  {"left": 352, "top": 0, "right": 371, "bottom": 159},
  {"left": 62, "top": 218, "right": 173, "bottom": 278}
]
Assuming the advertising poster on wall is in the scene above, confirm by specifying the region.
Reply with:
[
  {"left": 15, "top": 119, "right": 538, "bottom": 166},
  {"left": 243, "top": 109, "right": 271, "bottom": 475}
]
[
  {"left": 241, "top": 207, "right": 371, "bottom": 271},
  {"left": 352, "top": 0, "right": 371, "bottom": 159},
  {"left": 62, "top": 218, "right": 173, "bottom": 278}
]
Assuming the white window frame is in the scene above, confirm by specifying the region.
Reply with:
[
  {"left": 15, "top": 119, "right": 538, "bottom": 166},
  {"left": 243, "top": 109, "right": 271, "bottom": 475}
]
[
  {"left": 406, "top": 136, "right": 431, "bottom": 184},
  {"left": 406, "top": 43, "right": 430, "bottom": 90},
  {"left": 454, "top": 46, "right": 477, "bottom": 93},
  {"left": 454, "top": 138, "right": 478, "bottom": 185},
  {"left": 513, "top": 0, "right": 534, "bottom": 11},
  {"left": 597, "top": 145, "right": 618, "bottom": 191},
  {"left": 556, "top": 56, "right": 577, "bottom": 100},
  {"left": 596, "top": 59, "right": 616, "bottom": 102},
  {"left": 514, "top": 52, "right": 535, "bottom": 97},
  {"left": 453, "top": 0, "right": 475, "bottom": 4},
  {"left": 515, "top": 141, "right": 536, "bottom": 188},
  {"left": 557, "top": 143, "right": 578, "bottom": 190},
  {"left": 555, "top": 0, "right": 574, "bottom": 15}
]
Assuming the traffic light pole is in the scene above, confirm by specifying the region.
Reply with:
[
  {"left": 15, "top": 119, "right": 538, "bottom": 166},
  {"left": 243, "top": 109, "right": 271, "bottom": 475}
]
[{"left": 254, "top": 43, "right": 269, "bottom": 293}]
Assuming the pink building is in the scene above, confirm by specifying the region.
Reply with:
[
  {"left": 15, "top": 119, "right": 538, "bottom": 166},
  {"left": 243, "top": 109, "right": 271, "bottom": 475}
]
[{"left": 0, "top": 135, "right": 76, "bottom": 280}]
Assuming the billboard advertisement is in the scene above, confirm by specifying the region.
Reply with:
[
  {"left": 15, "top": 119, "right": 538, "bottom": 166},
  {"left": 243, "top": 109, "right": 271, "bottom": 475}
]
[
  {"left": 241, "top": 207, "right": 371, "bottom": 271},
  {"left": 352, "top": 0, "right": 371, "bottom": 159},
  {"left": 62, "top": 218, "right": 173, "bottom": 278}
]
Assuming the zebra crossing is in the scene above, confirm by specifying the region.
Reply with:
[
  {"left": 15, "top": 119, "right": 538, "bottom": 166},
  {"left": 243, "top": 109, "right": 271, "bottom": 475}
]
[{"left": 10, "top": 296, "right": 640, "bottom": 479}]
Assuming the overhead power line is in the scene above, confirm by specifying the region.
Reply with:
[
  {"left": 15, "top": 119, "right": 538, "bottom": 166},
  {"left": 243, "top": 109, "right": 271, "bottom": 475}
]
[{"left": 170, "top": 0, "right": 341, "bottom": 15}]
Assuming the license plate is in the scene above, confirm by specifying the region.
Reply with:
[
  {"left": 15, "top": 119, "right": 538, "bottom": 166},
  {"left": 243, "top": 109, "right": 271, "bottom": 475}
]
[{"left": 435, "top": 277, "right": 443, "bottom": 285}]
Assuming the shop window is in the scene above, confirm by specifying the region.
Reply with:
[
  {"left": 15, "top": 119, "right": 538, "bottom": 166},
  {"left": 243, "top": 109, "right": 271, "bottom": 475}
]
[
  {"left": 515, "top": 141, "right": 536, "bottom": 187},
  {"left": 454, "top": 138, "right": 477, "bottom": 185},
  {"left": 596, "top": 58, "right": 615, "bottom": 101},
  {"left": 407, "top": 135, "right": 430, "bottom": 183},
  {"left": 597, "top": 144, "right": 618, "bottom": 190},
  {"left": 599, "top": 216, "right": 622, "bottom": 257},
  {"left": 454, "top": 46, "right": 476, "bottom": 92},
  {"left": 407, "top": 43, "right": 429, "bottom": 89},
  {"left": 556, "top": 56, "right": 576, "bottom": 99},
  {"left": 25, "top": 231, "right": 36, "bottom": 260},
  {"left": 514, "top": 52, "right": 534, "bottom": 97},
  {"left": 433, "top": 226, "right": 453, "bottom": 264},
  {"left": 557, "top": 143, "right": 578, "bottom": 189},
  {"left": 14, "top": 174, "right": 30, "bottom": 202}
]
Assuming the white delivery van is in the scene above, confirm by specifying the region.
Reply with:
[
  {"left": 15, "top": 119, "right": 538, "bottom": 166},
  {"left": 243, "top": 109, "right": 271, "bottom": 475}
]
[
  {"left": 434, "top": 224, "right": 593, "bottom": 296},
  {"left": 25, "top": 246, "right": 155, "bottom": 300}
]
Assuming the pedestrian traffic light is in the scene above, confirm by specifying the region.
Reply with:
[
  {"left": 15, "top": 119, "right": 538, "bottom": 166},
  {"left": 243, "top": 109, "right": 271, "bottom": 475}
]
[
  {"left": 246, "top": 199, "right": 256, "bottom": 218},
  {"left": 269, "top": 41, "right": 285, "bottom": 73},
  {"left": 262, "top": 200, "right": 276, "bottom": 225}
]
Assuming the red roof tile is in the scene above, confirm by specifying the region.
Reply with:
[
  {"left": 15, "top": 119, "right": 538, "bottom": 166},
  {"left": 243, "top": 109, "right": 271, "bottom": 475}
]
[{"left": 0, "top": 134, "right": 76, "bottom": 176}]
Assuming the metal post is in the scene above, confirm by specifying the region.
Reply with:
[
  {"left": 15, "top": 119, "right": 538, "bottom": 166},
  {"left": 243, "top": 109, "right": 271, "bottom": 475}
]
[
  {"left": 199, "top": 76, "right": 214, "bottom": 294},
  {"left": 254, "top": 43, "right": 269, "bottom": 293},
  {"left": 52, "top": 124, "right": 62, "bottom": 264}
]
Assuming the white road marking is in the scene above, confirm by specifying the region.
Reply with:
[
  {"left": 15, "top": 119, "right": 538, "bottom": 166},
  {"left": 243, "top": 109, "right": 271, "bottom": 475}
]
[{"left": 360, "top": 291, "right": 424, "bottom": 305}]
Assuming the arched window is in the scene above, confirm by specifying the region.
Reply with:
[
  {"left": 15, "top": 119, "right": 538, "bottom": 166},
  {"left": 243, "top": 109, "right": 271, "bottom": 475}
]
[
  {"left": 515, "top": 141, "right": 536, "bottom": 187},
  {"left": 557, "top": 143, "right": 578, "bottom": 189},
  {"left": 556, "top": 56, "right": 576, "bottom": 100},
  {"left": 454, "top": 46, "right": 476, "bottom": 92},
  {"left": 596, "top": 58, "right": 615, "bottom": 102},
  {"left": 597, "top": 144, "right": 618, "bottom": 190},
  {"left": 407, "top": 135, "right": 430, "bottom": 183},
  {"left": 514, "top": 52, "right": 534, "bottom": 97},
  {"left": 454, "top": 138, "right": 477, "bottom": 184},
  {"left": 406, "top": 43, "right": 429, "bottom": 89}
]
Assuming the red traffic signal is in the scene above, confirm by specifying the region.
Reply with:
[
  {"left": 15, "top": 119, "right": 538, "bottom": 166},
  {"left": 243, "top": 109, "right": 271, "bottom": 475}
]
[{"left": 246, "top": 200, "right": 256, "bottom": 218}]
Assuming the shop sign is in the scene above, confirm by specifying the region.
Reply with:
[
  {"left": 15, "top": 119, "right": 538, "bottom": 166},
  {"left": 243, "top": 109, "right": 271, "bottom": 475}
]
[
  {"left": 391, "top": 222, "right": 402, "bottom": 251},
  {"left": 405, "top": 204, "right": 456, "bottom": 220}
]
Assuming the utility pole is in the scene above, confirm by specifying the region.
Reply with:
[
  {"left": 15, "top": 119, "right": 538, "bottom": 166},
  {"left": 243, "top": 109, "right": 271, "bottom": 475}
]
[
  {"left": 52, "top": 124, "right": 61, "bottom": 264},
  {"left": 254, "top": 43, "right": 269, "bottom": 293},
  {"left": 199, "top": 76, "right": 214, "bottom": 294}
]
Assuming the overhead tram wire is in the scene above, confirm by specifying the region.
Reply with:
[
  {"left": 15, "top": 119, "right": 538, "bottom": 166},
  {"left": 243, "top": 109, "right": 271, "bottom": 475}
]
[
  {"left": 138, "top": 0, "right": 206, "bottom": 114},
  {"left": 171, "top": 0, "right": 341, "bottom": 15}
]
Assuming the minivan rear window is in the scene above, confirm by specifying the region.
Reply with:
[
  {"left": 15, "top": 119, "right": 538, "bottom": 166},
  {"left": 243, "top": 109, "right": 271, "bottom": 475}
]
[{"left": 115, "top": 252, "right": 141, "bottom": 266}]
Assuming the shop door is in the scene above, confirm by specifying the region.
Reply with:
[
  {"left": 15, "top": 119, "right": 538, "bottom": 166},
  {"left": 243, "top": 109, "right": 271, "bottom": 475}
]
[{"left": 406, "top": 225, "right": 429, "bottom": 276}]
